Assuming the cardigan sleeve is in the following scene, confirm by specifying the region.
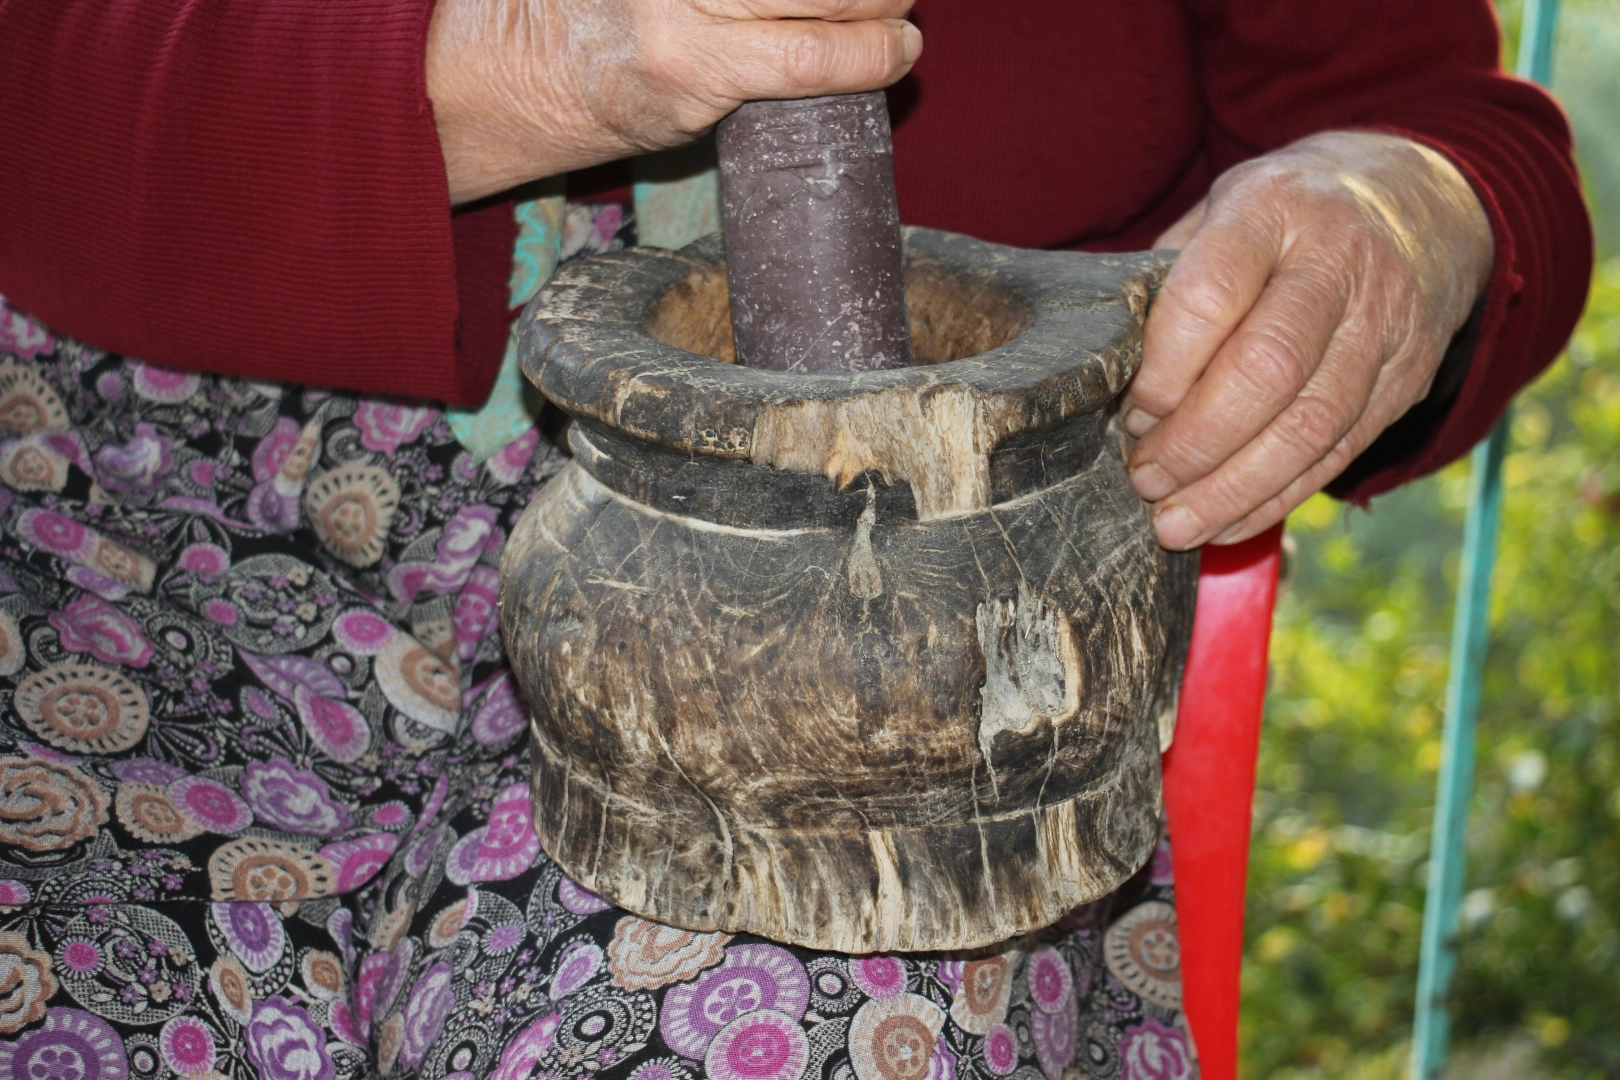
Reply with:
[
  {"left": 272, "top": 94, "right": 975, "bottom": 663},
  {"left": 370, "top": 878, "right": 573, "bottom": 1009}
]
[
  {"left": 1179, "top": 0, "right": 1593, "bottom": 502},
  {"left": 0, "top": 0, "right": 514, "bottom": 406},
  {"left": 0, "top": 0, "right": 1590, "bottom": 443}
]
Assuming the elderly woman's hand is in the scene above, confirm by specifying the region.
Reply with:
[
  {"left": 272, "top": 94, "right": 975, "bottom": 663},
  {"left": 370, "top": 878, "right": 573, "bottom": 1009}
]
[
  {"left": 1123, "top": 131, "right": 1494, "bottom": 550},
  {"left": 428, "top": 0, "right": 920, "bottom": 204}
]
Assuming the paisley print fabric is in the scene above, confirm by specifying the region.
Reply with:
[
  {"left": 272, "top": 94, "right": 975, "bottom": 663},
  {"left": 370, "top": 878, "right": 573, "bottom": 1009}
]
[{"left": 0, "top": 203, "right": 1197, "bottom": 1080}]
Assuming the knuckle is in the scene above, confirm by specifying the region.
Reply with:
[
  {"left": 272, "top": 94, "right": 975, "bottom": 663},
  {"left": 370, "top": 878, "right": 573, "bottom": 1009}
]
[
  {"left": 780, "top": 27, "right": 838, "bottom": 89},
  {"left": 1162, "top": 265, "right": 1245, "bottom": 329},
  {"left": 1232, "top": 329, "right": 1312, "bottom": 398},
  {"left": 1126, "top": 379, "right": 1179, "bottom": 419},
  {"left": 1221, "top": 167, "right": 1305, "bottom": 220},
  {"left": 1319, "top": 437, "right": 1359, "bottom": 476},
  {"left": 1282, "top": 394, "right": 1353, "bottom": 456},
  {"left": 1379, "top": 259, "right": 1425, "bottom": 304},
  {"left": 807, "top": 0, "right": 911, "bottom": 18},
  {"left": 1314, "top": 190, "right": 1366, "bottom": 226},
  {"left": 1146, "top": 426, "right": 1222, "bottom": 480},
  {"left": 1213, "top": 158, "right": 1274, "bottom": 197},
  {"left": 1197, "top": 470, "right": 1258, "bottom": 528}
]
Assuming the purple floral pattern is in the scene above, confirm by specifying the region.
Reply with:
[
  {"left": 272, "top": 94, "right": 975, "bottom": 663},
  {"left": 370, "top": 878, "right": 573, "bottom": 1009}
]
[
  {"left": 1031, "top": 992, "right": 1079, "bottom": 1080},
  {"left": 160, "top": 1013, "right": 217, "bottom": 1076},
  {"left": 246, "top": 997, "right": 335, "bottom": 1080},
  {"left": 0, "top": 1007, "right": 128, "bottom": 1080},
  {"left": 851, "top": 955, "right": 907, "bottom": 999},
  {"left": 445, "top": 782, "right": 541, "bottom": 885},
  {"left": 1120, "top": 1018, "right": 1195, "bottom": 1080},
  {"left": 0, "top": 203, "right": 1191, "bottom": 1080},
  {"left": 49, "top": 595, "right": 154, "bottom": 667},
  {"left": 355, "top": 402, "right": 437, "bottom": 455},
  {"left": 982, "top": 1024, "right": 1017, "bottom": 1077},
  {"left": 470, "top": 674, "right": 528, "bottom": 748},
  {"left": 93, "top": 422, "right": 175, "bottom": 493},
  {"left": 399, "top": 961, "right": 456, "bottom": 1071},
  {"left": 320, "top": 832, "right": 400, "bottom": 893},
  {"left": 660, "top": 944, "right": 810, "bottom": 1059},
  {"left": 705, "top": 1010, "right": 807, "bottom": 1080},
  {"left": 169, "top": 776, "right": 253, "bottom": 834},
  {"left": 240, "top": 759, "right": 354, "bottom": 837},
  {"left": 0, "top": 308, "right": 54, "bottom": 359},
  {"left": 212, "top": 901, "right": 286, "bottom": 972}
]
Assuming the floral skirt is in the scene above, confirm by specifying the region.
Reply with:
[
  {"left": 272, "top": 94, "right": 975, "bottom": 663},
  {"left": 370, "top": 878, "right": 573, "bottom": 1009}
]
[{"left": 0, "top": 223, "right": 1197, "bottom": 1080}]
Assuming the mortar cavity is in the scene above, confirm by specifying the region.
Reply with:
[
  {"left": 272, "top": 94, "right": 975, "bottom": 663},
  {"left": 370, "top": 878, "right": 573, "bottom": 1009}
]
[{"left": 645, "top": 260, "right": 1033, "bottom": 367}]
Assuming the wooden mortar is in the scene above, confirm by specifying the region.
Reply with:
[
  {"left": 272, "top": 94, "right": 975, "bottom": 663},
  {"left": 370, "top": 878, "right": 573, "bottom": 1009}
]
[{"left": 499, "top": 227, "right": 1199, "bottom": 952}]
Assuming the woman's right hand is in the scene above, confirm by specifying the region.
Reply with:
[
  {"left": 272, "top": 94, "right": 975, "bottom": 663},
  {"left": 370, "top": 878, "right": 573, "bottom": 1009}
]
[{"left": 427, "top": 0, "right": 921, "bottom": 204}]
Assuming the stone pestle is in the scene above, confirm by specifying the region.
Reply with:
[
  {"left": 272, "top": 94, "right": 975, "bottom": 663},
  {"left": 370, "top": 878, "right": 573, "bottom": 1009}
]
[{"left": 717, "top": 91, "right": 912, "bottom": 373}]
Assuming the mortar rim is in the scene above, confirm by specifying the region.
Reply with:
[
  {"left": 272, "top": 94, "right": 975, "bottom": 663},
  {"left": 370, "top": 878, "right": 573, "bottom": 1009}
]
[{"left": 519, "top": 227, "right": 1171, "bottom": 461}]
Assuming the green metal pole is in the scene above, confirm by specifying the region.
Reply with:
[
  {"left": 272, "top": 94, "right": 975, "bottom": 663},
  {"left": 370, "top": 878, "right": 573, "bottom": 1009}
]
[
  {"left": 1409, "top": 3, "right": 1558, "bottom": 1076},
  {"left": 1516, "top": 0, "right": 1562, "bottom": 87},
  {"left": 1409, "top": 419, "right": 1508, "bottom": 1079}
]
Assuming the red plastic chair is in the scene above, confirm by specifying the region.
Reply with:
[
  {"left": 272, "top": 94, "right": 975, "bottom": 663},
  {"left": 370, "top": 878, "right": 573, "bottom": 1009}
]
[{"left": 1161, "top": 524, "right": 1285, "bottom": 1080}]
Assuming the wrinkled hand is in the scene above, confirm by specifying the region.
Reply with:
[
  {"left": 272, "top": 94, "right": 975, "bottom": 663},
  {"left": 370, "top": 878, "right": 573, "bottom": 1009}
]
[
  {"left": 428, "top": 0, "right": 921, "bottom": 203},
  {"left": 1124, "top": 131, "right": 1494, "bottom": 549}
]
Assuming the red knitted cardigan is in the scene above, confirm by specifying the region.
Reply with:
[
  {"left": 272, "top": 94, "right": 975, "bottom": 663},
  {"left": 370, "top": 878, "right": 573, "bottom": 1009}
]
[{"left": 0, "top": 0, "right": 1592, "bottom": 501}]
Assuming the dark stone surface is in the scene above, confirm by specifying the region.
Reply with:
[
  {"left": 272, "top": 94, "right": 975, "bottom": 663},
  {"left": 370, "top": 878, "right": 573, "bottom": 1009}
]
[{"left": 718, "top": 93, "right": 913, "bottom": 373}]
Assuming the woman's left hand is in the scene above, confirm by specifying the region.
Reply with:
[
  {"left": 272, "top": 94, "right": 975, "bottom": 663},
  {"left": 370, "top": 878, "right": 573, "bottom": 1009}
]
[{"left": 1123, "top": 131, "right": 1494, "bottom": 550}]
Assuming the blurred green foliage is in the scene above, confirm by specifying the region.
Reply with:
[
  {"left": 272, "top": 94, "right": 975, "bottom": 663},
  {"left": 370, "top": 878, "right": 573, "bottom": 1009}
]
[
  {"left": 1240, "top": 261, "right": 1620, "bottom": 1077},
  {"left": 1543, "top": 1, "right": 1620, "bottom": 259},
  {"left": 1236, "top": 4, "right": 1620, "bottom": 1074}
]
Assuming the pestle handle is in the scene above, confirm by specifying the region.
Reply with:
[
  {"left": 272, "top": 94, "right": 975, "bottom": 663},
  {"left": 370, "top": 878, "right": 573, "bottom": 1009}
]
[{"left": 717, "top": 92, "right": 913, "bottom": 373}]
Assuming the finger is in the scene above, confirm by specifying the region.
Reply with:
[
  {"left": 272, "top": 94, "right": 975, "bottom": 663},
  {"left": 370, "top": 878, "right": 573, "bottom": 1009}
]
[
  {"left": 703, "top": 17, "right": 921, "bottom": 100},
  {"left": 1128, "top": 205, "right": 1208, "bottom": 394},
  {"left": 1204, "top": 405, "right": 1395, "bottom": 546},
  {"left": 698, "top": 0, "right": 915, "bottom": 21},
  {"left": 1203, "top": 449, "right": 1353, "bottom": 547},
  {"left": 1203, "top": 340, "right": 1442, "bottom": 546},
  {"left": 1146, "top": 329, "right": 1388, "bottom": 549},
  {"left": 1126, "top": 201, "right": 1284, "bottom": 432},
  {"left": 1127, "top": 253, "right": 1349, "bottom": 500}
]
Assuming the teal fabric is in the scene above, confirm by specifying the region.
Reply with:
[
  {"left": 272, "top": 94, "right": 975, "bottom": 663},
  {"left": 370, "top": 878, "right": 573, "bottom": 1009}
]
[
  {"left": 445, "top": 180, "right": 565, "bottom": 460},
  {"left": 632, "top": 139, "right": 722, "bottom": 251},
  {"left": 447, "top": 149, "right": 722, "bottom": 460}
]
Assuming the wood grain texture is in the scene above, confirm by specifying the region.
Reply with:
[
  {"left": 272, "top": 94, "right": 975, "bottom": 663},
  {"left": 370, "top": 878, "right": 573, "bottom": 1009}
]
[{"left": 500, "top": 228, "right": 1198, "bottom": 952}]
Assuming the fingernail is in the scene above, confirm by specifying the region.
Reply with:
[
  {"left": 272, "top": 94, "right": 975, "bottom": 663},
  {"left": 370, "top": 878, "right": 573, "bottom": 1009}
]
[
  {"left": 900, "top": 22, "right": 923, "bottom": 65},
  {"left": 1154, "top": 503, "right": 1206, "bottom": 550},
  {"left": 1123, "top": 407, "right": 1159, "bottom": 438},
  {"left": 1130, "top": 461, "right": 1177, "bottom": 501}
]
